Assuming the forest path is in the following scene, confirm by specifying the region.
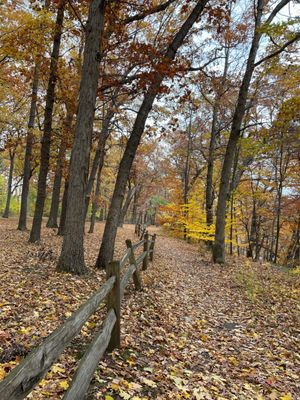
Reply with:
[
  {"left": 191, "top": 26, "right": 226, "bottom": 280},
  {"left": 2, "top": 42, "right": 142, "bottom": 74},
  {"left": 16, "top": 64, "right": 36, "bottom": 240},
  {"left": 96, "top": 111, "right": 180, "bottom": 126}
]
[
  {"left": 0, "top": 220, "right": 298, "bottom": 399},
  {"left": 91, "top": 230, "right": 299, "bottom": 400}
]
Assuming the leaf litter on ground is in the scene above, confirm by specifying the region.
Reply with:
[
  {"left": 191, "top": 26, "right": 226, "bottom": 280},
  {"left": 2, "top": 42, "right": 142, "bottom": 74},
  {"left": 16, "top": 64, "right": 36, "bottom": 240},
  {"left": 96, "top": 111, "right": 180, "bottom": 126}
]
[{"left": 0, "top": 218, "right": 299, "bottom": 399}]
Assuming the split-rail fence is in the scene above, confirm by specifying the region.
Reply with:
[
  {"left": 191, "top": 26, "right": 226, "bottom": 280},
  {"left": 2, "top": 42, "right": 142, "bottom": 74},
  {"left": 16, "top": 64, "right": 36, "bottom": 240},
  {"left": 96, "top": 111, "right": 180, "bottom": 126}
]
[{"left": 0, "top": 231, "right": 156, "bottom": 400}]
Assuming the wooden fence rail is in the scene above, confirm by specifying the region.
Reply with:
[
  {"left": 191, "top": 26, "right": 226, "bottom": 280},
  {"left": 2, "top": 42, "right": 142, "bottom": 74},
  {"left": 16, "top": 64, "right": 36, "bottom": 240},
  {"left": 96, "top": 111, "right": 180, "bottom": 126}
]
[
  {"left": 134, "top": 222, "right": 147, "bottom": 239},
  {"left": 0, "top": 232, "right": 156, "bottom": 400}
]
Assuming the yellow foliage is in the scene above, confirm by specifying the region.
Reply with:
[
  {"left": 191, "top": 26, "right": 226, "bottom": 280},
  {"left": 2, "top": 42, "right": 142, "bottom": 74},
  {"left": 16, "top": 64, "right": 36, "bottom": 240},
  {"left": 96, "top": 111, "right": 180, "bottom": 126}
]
[
  {"left": 280, "top": 394, "right": 293, "bottom": 400},
  {"left": 160, "top": 190, "right": 235, "bottom": 243},
  {"left": 290, "top": 266, "right": 300, "bottom": 275},
  {"left": 160, "top": 199, "right": 215, "bottom": 242}
]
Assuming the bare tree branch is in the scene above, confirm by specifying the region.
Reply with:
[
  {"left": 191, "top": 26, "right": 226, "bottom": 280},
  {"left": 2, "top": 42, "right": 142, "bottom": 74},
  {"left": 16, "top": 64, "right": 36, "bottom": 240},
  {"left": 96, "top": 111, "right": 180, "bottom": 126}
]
[
  {"left": 264, "top": 0, "right": 291, "bottom": 26},
  {"left": 67, "top": 0, "right": 86, "bottom": 31},
  {"left": 123, "top": 0, "right": 177, "bottom": 24},
  {"left": 254, "top": 32, "right": 300, "bottom": 67}
]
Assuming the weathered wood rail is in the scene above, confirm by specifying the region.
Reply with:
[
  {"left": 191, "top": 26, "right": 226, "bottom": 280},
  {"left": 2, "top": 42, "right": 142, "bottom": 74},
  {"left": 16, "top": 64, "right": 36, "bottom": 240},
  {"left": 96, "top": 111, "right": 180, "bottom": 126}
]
[
  {"left": 0, "top": 232, "right": 157, "bottom": 400},
  {"left": 135, "top": 222, "right": 147, "bottom": 239}
]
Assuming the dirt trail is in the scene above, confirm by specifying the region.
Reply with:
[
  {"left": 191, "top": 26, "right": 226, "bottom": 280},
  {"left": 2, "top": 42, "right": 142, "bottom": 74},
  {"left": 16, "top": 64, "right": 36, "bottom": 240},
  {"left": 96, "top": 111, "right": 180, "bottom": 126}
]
[
  {"left": 91, "top": 231, "right": 299, "bottom": 400},
  {"left": 0, "top": 220, "right": 299, "bottom": 400}
]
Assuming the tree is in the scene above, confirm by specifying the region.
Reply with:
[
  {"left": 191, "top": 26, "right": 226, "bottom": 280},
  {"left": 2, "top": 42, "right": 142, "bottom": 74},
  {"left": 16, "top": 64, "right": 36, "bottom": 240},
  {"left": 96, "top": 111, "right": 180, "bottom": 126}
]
[
  {"left": 2, "top": 135, "right": 21, "bottom": 218},
  {"left": 57, "top": 0, "right": 106, "bottom": 274},
  {"left": 96, "top": 0, "right": 211, "bottom": 269},
  {"left": 18, "top": 64, "right": 40, "bottom": 230},
  {"left": 29, "top": 0, "right": 66, "bottom": 242},
  {"left": 46, "top": 105, "right": 73, "bottom": 228},
  {"left": 212, "top": 0, "right": 299, "bottom": 263}
]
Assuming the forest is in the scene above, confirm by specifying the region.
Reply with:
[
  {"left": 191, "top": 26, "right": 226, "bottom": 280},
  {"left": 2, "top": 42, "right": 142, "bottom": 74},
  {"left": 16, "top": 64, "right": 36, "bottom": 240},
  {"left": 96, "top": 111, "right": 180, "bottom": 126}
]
[{"left": 0, "top": 0, "right": 299, "bottom": 399}]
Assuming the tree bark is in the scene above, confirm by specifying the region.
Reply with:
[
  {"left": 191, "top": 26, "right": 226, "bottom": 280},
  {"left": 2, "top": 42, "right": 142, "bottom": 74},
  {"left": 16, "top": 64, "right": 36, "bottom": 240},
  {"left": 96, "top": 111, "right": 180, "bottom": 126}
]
[
  {"left": 88, "top": 133, "right": 108, "bottom": 234},
  {"left": 247, "top": 199, "right": 257, "bottom": 259},
  {"left": 274, "top": 144, "right": 284, "bottom": 264},
  {"left": 88, "top": 162, "right": 102, "bottom": 234},
  {"left": 57, "top": 0, "right": 106, "bottom": 274},
  {"left": 119, "top": 185, "right": 136, "bottom": 227},
  {"left": 18, "top": 64, "right": 39, "bottom": 230},
  {"left": 29, "top": 1, "right": 65, "bottom": 242},
  {"left": 84, "top": 107, "right": 113, "bottom": 220},
  {"left": 131, "top": 185, "right": 140, "bottom": 224},
  {"left": 47, "top": 109, "right": 73, "bottom": 228},
  {"left": 205, "top": 102, "right": 218, "bottom": 226},
  {"left": 46, "top": 141, "right": 65, "bottom": 228},
  {"left": 212, "top": 0, "right": 264, "bottom": 263},
  {"left": 96, "top": 0, "right": 210, "bottom": 269},
  {"left": 183, "top": 114, "right": 192, "bottom": 241},
  {"left": 229, "top": 193, "right": 234, "bottom": 255},
  {"left": 2, "top": 150, "right": 15, "bottom": 218},
  {"left": 205, "top": 46, "right": 230, "bottom": 227},
  {"left": 57, "top": 179, "right": 68, "bottom": 236},
  {"left": 286, "top": 213, "right": 300, "bottom": 265}
]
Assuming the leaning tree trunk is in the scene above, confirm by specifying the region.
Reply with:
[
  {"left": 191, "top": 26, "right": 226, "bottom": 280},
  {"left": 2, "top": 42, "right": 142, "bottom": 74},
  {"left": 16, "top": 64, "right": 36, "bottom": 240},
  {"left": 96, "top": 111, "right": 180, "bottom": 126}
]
[
  {"left": 29, "top": 0, "right": 65, "bottom": 242},
  {"left": 96, "top": 0, "right": 210, "bottom": 269},
  {"left": 47, "top": 109, "right": 73, "bottom": 228},
  {"left": 2, "top": 150, "right": 15, "bottom": 218},
  {"left": 212, "top": 0, "right": 263, "bottom": 263},
  {"left": 18, "top": 64, "right": 39, "bottom": 230},
  {"left": 57, "top": 0, "right": 106, "bottom": 274}
]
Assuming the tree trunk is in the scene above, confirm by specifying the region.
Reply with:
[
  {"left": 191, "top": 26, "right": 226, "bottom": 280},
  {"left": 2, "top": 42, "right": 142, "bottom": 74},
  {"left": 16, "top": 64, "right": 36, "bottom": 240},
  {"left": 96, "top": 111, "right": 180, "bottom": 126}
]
[
  {"left": 119, "top": 185, "right": 136, "bottom": 227},
  {"left": 286, "top": 214, "right": 300, "bottom": 265},
  {"left": 2, "top": 150, "right": 15, "bottom": 218},
  {"left": 57, "top": 179, "right": 68, "bottom": 236},
  {"left": 247, "top": 200, "right": 257, "bottom": 259},
  {"left": 88, "top": 126, "right": 109, "bottom": 234},
  {"left": 205, "top": 103, "right": 218, "bottom": 227},
  {"left": 269, "top": 215, "right": 276, "bottom": 262},
  {"left": 229, "top": 193, "right": 234, "bottom": 255},
  {"left": 235, "top": 223, "right": 240, "bottom": 257},
  {"left": 205, "top": 46, "right": 230, "bottom": 227},
  {"left": 274, "top": 176, "right": 283, "bottom": 264},
  {"left": 212, "top": 0, "right": 263, "bottom": 263},
  {"left": 57, "top": 0, "right": 106, "bottom": 274},
  {"left": 88, "top": 162, "right": 102, "bottom": 234},
  {"left": 84, "top": 107, "right": 113, "bottom": 220},
  {"left": 131, "top": 186, "right": 139, "bottom": 224},
  {"left": 96, "top": 0, "right": 209, "bottom": 269},
  {"left": 47, "top": 109, "right": 73, "bottom": 228},
  {"left": 29, "top": 1, "right": 65, "bottom": 242},
  {"left": 18, "top": 64, "right": 39, "bottom": 230},
  {"left": 99, "top": 207, "right": 104, "bottom": 221},
  {"left": 183, "top": 114, "right": 192, "bottom": 241}
]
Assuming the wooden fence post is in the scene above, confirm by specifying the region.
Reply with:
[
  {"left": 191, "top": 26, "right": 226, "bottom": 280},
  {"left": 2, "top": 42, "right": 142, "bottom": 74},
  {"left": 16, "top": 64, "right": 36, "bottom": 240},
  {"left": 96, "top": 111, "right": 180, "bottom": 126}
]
[
  {"left": 149, "top": 233, "right": 156, "bottom": 262},
  {"left": 126, "top": 239, "right": 142, "bottom": 290},
  {"left": 143, "top": 232, "right": 149, "bottom": 270},
  {"left": 139, "top": 227, "right": 146, "bottom": 240},
  {"left": 106, "top": 261, "right": 121, "bottom": 351}
]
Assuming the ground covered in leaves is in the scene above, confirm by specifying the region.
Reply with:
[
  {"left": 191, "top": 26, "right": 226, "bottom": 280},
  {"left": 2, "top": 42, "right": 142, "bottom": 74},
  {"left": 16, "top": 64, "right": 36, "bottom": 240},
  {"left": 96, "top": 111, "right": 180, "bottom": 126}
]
[{"left": 0, "top": 218, "right": 299, "bottom": 399}]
